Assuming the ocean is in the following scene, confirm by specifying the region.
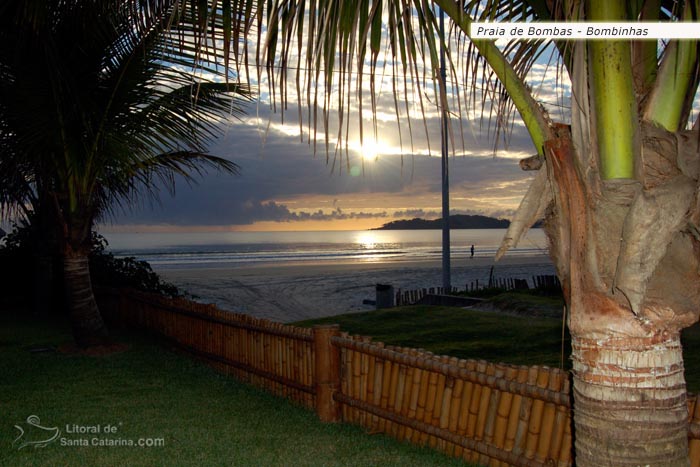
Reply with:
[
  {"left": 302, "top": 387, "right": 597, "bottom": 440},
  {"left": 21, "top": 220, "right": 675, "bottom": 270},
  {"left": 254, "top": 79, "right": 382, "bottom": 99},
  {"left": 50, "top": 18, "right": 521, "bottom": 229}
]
[{"left": 100, "top": 228, "right": 549, "bottom": 270}]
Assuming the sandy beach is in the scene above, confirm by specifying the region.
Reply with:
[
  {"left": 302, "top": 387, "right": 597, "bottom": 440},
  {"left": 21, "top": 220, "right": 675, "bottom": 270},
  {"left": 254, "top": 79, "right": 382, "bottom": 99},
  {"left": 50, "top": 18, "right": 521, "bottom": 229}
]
[{"left": 156, "top": 255, "right": 556, "bottom": 323}]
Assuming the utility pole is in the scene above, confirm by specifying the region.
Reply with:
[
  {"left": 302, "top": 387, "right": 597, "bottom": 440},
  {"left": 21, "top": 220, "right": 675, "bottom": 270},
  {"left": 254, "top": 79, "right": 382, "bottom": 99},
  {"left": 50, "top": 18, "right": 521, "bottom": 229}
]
[{"left": 439, "top": 7, "right": 451, "bottom": 291}]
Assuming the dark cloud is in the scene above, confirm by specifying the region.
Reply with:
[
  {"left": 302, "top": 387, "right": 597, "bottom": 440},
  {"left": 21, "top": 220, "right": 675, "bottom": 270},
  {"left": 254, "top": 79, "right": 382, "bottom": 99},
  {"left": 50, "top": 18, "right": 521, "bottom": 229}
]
[{"left": 109, "top": 103, "right": 538, "bottom": 227}]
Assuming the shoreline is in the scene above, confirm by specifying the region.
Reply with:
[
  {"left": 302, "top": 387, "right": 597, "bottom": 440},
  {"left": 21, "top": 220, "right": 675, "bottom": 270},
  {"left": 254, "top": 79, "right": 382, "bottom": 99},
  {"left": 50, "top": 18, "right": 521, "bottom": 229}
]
[{"left": 155, "top": 254, "right": 556, "bottom": 323}]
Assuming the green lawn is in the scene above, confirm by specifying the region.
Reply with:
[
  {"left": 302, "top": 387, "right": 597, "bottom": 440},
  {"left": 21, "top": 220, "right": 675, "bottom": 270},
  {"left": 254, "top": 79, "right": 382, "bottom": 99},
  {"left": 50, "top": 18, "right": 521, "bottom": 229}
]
[
  {"left": 295, "top": 302, "right": 700, "bottom": 393},
  {"left": 0, "top": 312, "right": 470, "bottom": 467}
]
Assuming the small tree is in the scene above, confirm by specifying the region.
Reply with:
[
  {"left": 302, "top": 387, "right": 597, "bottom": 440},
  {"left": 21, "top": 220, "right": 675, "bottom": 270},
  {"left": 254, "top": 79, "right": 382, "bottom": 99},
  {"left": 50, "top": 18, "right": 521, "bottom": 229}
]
[{"left": 0, "top": 1, "right": 250, "bottom": 346}]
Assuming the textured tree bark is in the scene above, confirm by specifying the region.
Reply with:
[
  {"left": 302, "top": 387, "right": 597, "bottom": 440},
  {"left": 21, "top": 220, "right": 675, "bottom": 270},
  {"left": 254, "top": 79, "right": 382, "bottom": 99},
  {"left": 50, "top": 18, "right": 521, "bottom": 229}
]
[
  {"left": 63, "top": 252, "right": 109, "bottom": 347},
  {"left": 571, "top": 330, "right": 689, "bottom": 466}
]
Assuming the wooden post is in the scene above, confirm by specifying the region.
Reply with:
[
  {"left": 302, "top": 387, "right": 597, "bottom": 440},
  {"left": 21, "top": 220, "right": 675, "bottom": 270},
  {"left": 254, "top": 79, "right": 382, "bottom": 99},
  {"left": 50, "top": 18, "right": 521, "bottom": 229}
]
[{"left": 313, "top": 324, "right": 341, "bottom": 422}]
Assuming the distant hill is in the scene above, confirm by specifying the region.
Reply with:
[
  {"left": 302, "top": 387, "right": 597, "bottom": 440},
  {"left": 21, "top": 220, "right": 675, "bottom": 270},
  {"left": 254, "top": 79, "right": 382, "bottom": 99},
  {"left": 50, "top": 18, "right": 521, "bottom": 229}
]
[{"left": 374, "top": 214, "right": 511, "bottom": 230}]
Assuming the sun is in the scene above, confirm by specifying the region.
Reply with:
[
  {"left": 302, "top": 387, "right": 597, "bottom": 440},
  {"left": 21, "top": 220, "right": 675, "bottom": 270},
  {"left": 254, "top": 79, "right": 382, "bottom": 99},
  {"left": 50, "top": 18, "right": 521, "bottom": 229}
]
[
  {"left": 361, "top": 141, "right": 380, "bottom": 161},
  {"left": 354, "top": 138, "right": 397, "bottom": 162}
]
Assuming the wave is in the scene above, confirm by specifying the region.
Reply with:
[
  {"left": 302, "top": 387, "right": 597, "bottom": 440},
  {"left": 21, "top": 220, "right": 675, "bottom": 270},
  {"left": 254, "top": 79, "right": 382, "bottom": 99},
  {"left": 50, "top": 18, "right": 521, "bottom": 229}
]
[{"left": 105, "top": 229, "right": 549, "bottom": 269}]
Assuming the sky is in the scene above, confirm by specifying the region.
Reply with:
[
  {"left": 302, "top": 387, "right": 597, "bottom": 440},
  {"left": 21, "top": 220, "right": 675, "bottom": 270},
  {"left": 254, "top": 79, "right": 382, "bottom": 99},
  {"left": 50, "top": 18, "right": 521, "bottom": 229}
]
[
  {"left": 103, "top": 21, "right": 699, "bottom": 233},
  {"left": 107, "top": 102, "right": 542, "bottom": 232},
  {"left": 106, "top": 52, "right": 561, "bottom": 232}
]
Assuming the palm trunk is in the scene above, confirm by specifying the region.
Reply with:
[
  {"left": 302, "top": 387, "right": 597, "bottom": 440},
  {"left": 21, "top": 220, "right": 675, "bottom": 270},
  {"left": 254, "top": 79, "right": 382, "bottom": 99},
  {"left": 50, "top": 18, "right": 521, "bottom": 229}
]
[
  {"left": 63, "top": 251, "right": 109, "bottom": 347},
  {"left": 571, "top": 329, "right": 689, "bottom": 466}
]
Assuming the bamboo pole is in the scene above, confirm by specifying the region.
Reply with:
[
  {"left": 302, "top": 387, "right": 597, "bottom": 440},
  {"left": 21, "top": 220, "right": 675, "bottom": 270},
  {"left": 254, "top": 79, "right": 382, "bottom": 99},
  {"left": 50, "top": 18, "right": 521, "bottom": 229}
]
[
  {"left": 558, "top": 409, "right": 572, "bottom": 467},
  {"left": 493, "top": 366, "right": 518, "bottom": 467},
  {"left": 438, "top": 374, "right": 455, "bottom": 454},
  {"left": 340, "top": 332, "right": 350, "bottom": 422},
  {"left": 513, "top": 366, "right": 539, "bottom": 456},
  {"left": 406, "top": 349, "right": 423, "bottom": 442},
  {"left": 262, "top": 330, "right": 270, "bottom": 393},
  {"left": 313, "top": 324, "right": 341, "bottom": 422},
  {"left": 475, "top": 361, "right": 495, "bottom": 465},
  {"left": 394, "top": 360, "right": 408, "bottom": 440},
  {"left": 352, "top": 339, "right": 362, "bottom": 425},
  {"left": 446, "top": 358, "right": 465, "bottom": 458},
  {"left": 537, "top": 369, "right": 562, "bottom": 462},
  {"left": 466, "top": 361, "right": 484, "bottom": 456},
  {"left": 525, "top": 367, "right": 551, "bottom": 460},
  {"left": 506, "top": 366, "right": 530, "bottom": 456},
  {"left": 366, "top": 341, "right": 377, "bottom": 425},
  {"left": 456, "top": 360, "right": 475, "bottom": 459},
  {"left": 399, "top": 350, "right": 416, "bottom": 441},
  {"left": 415, "top": 357, "right": 431, "bottom": 444},
  {"left": 387, "top": 351, "right": 401, "bottom": 437},
  {"left": 423, "top": 369, "right": 439, "bottom": 446},
  {"left": 549, "top": 373, "right": 570, "bottom": 465},
  {"left": 360, "top": 336, "right": 372, "bottom": 427},
  {"left": 371, "top": 343, "right": 385, "bottom": 432},
  {"left": 434, "top": 357, "right": 452, "bottom": 451},
  {"left": 483, "top": 364, "right": 505, "bottom": 466}
]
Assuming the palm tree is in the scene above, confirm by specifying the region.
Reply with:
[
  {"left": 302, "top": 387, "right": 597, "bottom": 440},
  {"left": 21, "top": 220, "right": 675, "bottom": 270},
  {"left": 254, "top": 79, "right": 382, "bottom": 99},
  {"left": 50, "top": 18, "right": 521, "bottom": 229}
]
[
  {"left": 0, "top": 1, "right": 250, "bottom": 346},
  {"left": 196, "top": 1, "right": 697, "bottom": 465}
]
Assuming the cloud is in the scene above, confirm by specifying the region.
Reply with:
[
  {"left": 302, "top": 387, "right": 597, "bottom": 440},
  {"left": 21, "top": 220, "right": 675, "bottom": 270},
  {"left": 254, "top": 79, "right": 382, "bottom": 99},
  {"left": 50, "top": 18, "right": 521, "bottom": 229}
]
[{"left": 108, "top": 115, "right": 537, "bottom": 228}]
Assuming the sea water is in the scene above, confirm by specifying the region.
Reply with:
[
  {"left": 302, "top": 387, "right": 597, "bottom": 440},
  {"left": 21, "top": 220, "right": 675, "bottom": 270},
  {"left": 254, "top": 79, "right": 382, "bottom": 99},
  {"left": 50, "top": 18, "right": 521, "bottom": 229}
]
[{"left": 100, "top": 229, "right": 549, "bottom": 270}]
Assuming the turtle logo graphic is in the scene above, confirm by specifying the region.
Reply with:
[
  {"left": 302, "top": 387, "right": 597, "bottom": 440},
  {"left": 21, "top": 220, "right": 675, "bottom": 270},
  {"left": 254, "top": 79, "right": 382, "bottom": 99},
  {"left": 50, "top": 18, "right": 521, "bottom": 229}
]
[{"left": 13, "top": 415, "right": 61, "bottom": 450}]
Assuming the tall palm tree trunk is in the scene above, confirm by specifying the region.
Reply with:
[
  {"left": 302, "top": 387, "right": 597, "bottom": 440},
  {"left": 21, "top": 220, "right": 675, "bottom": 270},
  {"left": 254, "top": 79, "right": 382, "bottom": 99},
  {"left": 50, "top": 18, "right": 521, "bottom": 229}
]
[
  {"left": 63, "top": 250, "right": 109, "bottom": 347},
  {"left": 571, "top": 328, "right": 688, "bottom": 466}
]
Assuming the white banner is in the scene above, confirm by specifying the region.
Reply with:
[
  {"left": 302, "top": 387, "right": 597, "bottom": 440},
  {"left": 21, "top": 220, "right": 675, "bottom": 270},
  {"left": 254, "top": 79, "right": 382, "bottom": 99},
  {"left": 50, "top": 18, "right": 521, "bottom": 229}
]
[{"left": 470, "top": 22, "right": 700, "bottom": 40}]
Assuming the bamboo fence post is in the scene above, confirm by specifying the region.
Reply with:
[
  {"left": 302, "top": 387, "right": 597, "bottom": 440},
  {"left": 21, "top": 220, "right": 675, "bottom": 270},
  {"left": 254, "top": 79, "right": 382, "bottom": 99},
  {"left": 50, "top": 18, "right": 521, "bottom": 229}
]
[
  {"left": 393, "top": 356, "right": 408, "bottom": 440},
  {"left": 483, "top": 364, "right": 505, "bottom": 466},
  {"left": 537, "top": 369, "right": 562, "bottom": 462},
  {"left": 351, "top": 338, "right": 363, "bottom": 425},
  {"left": 475, "top": 361, "right": 495, "bottom": 465},
  {"left": 457, "top": 360, "right": 477, "bottom": 460},
  {"left": 360, "top": 336, "right": 372, "bottom": 427},
  {"left": 339, "top": 332, "right": 350, "bottom": 422},
  {"left": 387, "top": 350, "right": 401, "bottom": 437},
  {"left": 465, "top": 360, "right": 483, "bottom": 462},
  {"left": 435, "top": 357, "right": 452, "bottom": 452},
  {"left": 423, "top": 368, "right": 440, "bottom": 446},
  {"left": 549, "top": 372, "right": 570, "bottom": 465},
  {"left": 371, "top": 343, "right": 385, "bottom": 432},
  {"left": 493, "top": 365, "right": 518, "bottom": 467},
  {"left": 415, "top": 356, "right": 431, "bottom": 444},
  {"left": 446, "top": 357, "right": 464, "bottom": 458},
  {"left": 313, "top": 324, "right": 341, "bottom": 423},
  {"left": 308, "top": 337, "right": 315, "bottom": 408},
  {"left": 406, "top": 349, "right": 423, "bottom": 442},
  {"left": 525, "top": 366, "right": 551, "bottom": 461},
  {"left": 366, "top": 340, "right": 377, "bottom": 427}
]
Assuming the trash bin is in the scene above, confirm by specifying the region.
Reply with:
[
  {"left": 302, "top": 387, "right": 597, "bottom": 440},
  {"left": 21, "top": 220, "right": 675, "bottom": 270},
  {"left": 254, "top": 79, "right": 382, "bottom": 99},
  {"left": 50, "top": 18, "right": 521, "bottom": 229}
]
[{"left": 375, "top": 284, "right": 394, "bottom": 309}]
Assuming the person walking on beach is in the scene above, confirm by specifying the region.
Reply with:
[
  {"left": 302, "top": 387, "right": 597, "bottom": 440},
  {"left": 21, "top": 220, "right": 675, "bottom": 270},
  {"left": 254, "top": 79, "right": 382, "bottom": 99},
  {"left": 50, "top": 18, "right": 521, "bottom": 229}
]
[{"left": 470, "top": 244, "right": 475, "bottom": 259}]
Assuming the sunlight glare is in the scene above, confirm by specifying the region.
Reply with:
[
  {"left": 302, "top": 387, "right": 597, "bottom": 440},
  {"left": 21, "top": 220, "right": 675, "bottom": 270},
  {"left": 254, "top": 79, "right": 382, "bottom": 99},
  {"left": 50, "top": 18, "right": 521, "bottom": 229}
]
[
  {"left": 352, "top": 138, "right": 398, "bottom": 162},
  {"left": 356, "top": 232, "right": 378, "bottom": 249}
]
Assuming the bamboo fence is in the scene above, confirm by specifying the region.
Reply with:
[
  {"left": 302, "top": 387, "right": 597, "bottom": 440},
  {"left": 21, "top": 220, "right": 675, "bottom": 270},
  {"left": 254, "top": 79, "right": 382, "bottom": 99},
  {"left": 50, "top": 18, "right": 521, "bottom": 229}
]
[
  {"left": 97, "top": 288, "right": 316, "bottom": 409},
  {"left": 396, "top": 275, "right": 559, "bottom": 306},
  {"left": 97, "top": 288, "right": 700, "bottom": 466}
]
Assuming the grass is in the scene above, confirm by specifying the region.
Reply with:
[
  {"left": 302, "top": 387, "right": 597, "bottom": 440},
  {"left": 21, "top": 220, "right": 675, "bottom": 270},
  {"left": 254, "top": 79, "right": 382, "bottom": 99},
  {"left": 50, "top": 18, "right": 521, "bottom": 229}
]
[
  {"left": 295, "top": 303, "right": 569, "bottom": 368},
  {"left": 0, "top": 312, "right": 471, "bottom": 467},
  {"left": 295, "top": 300, "right": 700, "bottom": 393}
]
